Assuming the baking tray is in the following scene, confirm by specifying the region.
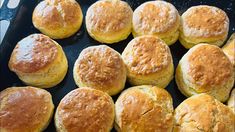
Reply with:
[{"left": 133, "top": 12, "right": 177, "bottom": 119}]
[{"left": 0, "top": 0, "right": 234, "bottom": 131}]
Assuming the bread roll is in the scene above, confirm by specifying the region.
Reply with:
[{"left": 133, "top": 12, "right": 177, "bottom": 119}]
[
  {"left": 115, "top": 85, "right": 174, "bottom": 132},
  {"left": 33, "top": 0, "right": 83, "bottom": 39},
  {"left": 9, "top": 34, "right": 68, "bottom": 88},
  {"left": 179, "top": 5, "right": 229, "bottom": 49},
  {"left": 122, "top": 35, "right": 174, "bottom": 88},
  {"left": 0, "top": 86, "right": 54, "bottom": 132},
  {"left": 86, "top": 0, "right": 133, "bottom": 44},
  {"left": 175, "top": 44, "right": 234, "bottom": 102},
  {"left": 55, "top": 87, "right": 114, "bottom": 132}
]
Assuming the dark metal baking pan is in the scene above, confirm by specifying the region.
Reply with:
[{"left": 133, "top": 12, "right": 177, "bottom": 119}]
[{"left": 0, "top": 0, "right": 234, "bottom": 131}]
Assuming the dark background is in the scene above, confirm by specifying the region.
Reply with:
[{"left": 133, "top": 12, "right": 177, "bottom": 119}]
[{"left": 0, "top": 0, "right": 234, "bottom": 131}]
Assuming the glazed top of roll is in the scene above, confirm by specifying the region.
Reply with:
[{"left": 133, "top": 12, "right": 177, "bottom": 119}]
[
  {"left": 33, "top": 0, "right": 82, "bottom": 31},
  {"left": 174, "top": 93, "right": 235, "bottom": 131},
  {"left": 9, "top": 34, "right": 58, "bottom": 73},
  {"left": 74, "top": 45, "right": 125, "bottom": 90},
  {"left": 122, "top": 36, "right": 172, "bottom": 75},
  {"left": 185, "top": 44, "right": 233, "bottom": 87},
  {"left": 86, "top": 0, "right": 133, "bottom": 33},
  {"left": 0, "top": 86, "right": 54, "bottom": 131},
  {"left": 56, "top": 87, "right": 114, "bottom": 131},
  {"left": 181, "top": 5, "right": 229, "bottom": 39},
  {"left": 133, "top": 1, "right": 180, "bottom": 35}
]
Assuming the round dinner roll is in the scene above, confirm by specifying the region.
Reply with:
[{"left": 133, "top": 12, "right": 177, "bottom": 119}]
[
  {"left": 222, "top": 33, "right": 235, "bottom": 67},
  {"left": 55, "top": 87, "right": 114, "bottom": 132},
  {"left": 8, "top": 34, "right": 68, "bottom": 88},
  {"left": 122, "top": 35, "right": 174, "bottom": 88},
  {"left": 227, "top": 88, "right": 235, "bottom": 113},
  {"left": 0, "top": 86, "right": 54, "bottom": 132},
  {"left": 179, "top": 5, "right": 229, "bottom": 49},
  {"left": 85, "top": 0, "right": 133, "bottom": 44},
  {"left": 175, "top": 44, "right": 234, "bottom": 102},
  {"left": 174, "top": 94, "right": 235, "bottom": 132},
  {"left": 73, "top": 45, "right": 126, "bottom": 96},
  {"left": 32, "top": 0, "right": 83, "bottom": 39},
  {"left": 115, "top": 85, "right": 174, "bottom": 132},
  {"left": 132, "top": 1, "right": 180, "bottom": 45}
]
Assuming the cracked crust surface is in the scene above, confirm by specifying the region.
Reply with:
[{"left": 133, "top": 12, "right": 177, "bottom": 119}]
[
  {"left": 115, "top": 85, "right": 173, "bottom": 132},
  {"left": 0, "top": 86, "right": 54, "bottom": 132},
  {"left": 122, "top": 35, "right": 172, "bottom": 75},
  {"left": 174, "top": 94, "right": 235, "bottom": 132},
  {"left": 32, "top": 0, "right": 83, "bottom": 39},
  {"left": 9, "top": 34, "right": 58, "bottom": 73},
  {"left": 73, "top": 45, "right": 126, "bottom": 95},
  {"left": 55, "top": 87, "right": 114, "bottom": 132}
]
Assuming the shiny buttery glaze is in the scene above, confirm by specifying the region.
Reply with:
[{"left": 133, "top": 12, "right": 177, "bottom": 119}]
[
  {"left": 0, "top": 87, "right": 53, "bottom": 131},
  {"left": 122, "top": 36, "right": 172, "bottom": 75},
  {"left": 9, "top": 34, "right": 58, "bottom": 73}
]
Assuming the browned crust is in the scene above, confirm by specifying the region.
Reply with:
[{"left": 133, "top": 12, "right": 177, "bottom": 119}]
[
  {"left": 75, "top": 45, "right": 125, "bottom": 90},
  {"left": 116, "top": 85, "right": 173, "bottom": 131},
  {"left": 0, "top": 86, "right": 53, "bottom": 131},
  {"left": 56, "top": 88, "right": 114, "bottom": 132},
  {"left": 86, "top": 0, "right": 133, "bottom": 33},
  {"left": 8, "top": 34, "right": 58, "bottom": 73},
  {"left": 174, "top": 94, "right": 235, "bottom": 131},
  {"left": 122, "top": 36, "right": 172, "bottom": 75},
  {"left": 33, "top": 0, "right": 82, "bottom": 30},
  {"left": 187, "top": 44, "right": 233, "bottom": 87}
]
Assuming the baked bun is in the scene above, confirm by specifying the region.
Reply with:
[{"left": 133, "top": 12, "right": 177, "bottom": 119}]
[
  {"left": 0, "top": 86, "right": 54, "bottom": 132},
  {"left": 115, "top": 85, "right": 174, "bottom": 132},
  {"left": 73, "top": 45, "right": 126, "bottom": 95},
  {"left": 174, "top": 94, "right": 235, "bottom": 132},
  {"left": 179, "top": 5, "right": 229, "bottom": 49},
  {"left": 132, "top": 1, "right": 180, "bottom": 45},
  {"left": 33, "top": 0, "right": 83, "bottom": 39},
  {"left": 227, "top": 88, "right": 235, "bottom": 113},
  {"left": 85, "top": 0, "right": 133, "bottom": 44},
  {"left": 55, "top": 87, "right": 114, "bottom": 132},
  {"left": 222, "top": 33, "right": 235, "bottom": 67},
  {"left": 9, "top": 34, "right": 68, "bottom": 88},
  {"left": 175, "top": 44, "right": 234, "bottom": 102},
  {"left": 122, "top": 35, "right": 174, "bottom": 88}
]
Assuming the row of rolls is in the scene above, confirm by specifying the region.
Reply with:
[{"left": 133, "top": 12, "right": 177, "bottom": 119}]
[
  {"left": 2, "top": 32, "right": 235, "bottom": 131},
  {"left": 33, "top": 0, "right": 230, "bottom": 48},
  {"left": 1, "top": 0, "right": 235, "bottom": 131}
]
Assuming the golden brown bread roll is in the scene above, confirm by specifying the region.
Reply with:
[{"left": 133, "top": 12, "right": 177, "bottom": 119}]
[
  {"left": 73, "top": 45, "right": 126, "bottom": 96},
  {"left": 55, "top": 87, "right": 114, "bottom": 132},
  {"left": 8, "top": 34, "right": 68, "bottom": 88},
  {"left": 175, "top": 44, "right": 234, "bottom": 102},
  {"left": 122, "top": 35, "right": 174, "bottom": 88},
  {"left": 33, "top": 0, "right": 83, "bottom": 39},
  {"left": 174, "top": 94, "right": 235, "bottom": 132},
  {"left": 179, "top": 5, "right": 229, "bottom": 49},
  {"left": 132, "top": 1, "right": 180, "bottom": 45},
  {"left": 85, "top": 0, "right": 133, "bottom": 44},
  {"left": 222, "top": 33, "right": 235, "bottom": 67},
  {"left": 115, "top": 85, "right": 174, "bottom": 132},
  {"left": 0, "top": 86, "right": 54, "bottom": 132}
]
